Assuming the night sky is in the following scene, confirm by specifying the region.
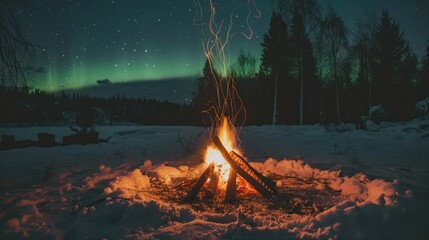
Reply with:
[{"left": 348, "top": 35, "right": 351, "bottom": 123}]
[{"left": 17, "top": 0, "right": 429, "bottom": 90}]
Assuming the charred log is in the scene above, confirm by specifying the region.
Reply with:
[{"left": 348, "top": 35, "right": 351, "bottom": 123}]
[
  {"left": 213, "top": 136, "right": 277, "bottom": 198},
  {"left": 184, "top": 163, "right": 214, "bottom": 202},
  {"left": 204, "top": 170, "right": 219, "bottom": 200}
]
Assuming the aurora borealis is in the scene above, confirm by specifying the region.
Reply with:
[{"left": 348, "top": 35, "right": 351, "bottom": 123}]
[
  {"left": 16, "top": 0, "right": 429, "bottom": 91},
  {"left": 19, "top": 0, "right": 271, "bottom": 90}
]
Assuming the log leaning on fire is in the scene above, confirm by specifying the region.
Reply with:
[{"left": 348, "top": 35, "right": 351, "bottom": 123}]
[
  {"left": 229, "top": 151, "right": 277, "bottom": 192},
  {"left": 224, "top": 168, "right": 237, "bottom": 202},
  {"left": 213, "top": 136, "right": 277, "bottom": 198},
  {"left": 184, "top": 163, "right": 214, "bottom": 202}
]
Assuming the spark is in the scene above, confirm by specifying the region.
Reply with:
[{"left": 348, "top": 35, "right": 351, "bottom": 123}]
[
  {"left": 193, "top": 0, "right": 261, "bottom": 141},
  {"left": 241, "top": 0, "right": 262, "bottom": 40}
]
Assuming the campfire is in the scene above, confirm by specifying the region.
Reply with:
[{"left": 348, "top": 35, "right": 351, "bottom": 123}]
[
  {"left": 184, "top": 117, "right": 277, "bottom": 202},
  {"left": 181, "top": 0, "right": 279, "bottom": 203}
]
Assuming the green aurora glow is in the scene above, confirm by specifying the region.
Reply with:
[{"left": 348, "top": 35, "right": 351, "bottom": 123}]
[
  {"left": 35, "top": 54, "right": 205, "bottom": 90},
  {"left": 17, "top": 0, "right": 429, "bottom": 91}
]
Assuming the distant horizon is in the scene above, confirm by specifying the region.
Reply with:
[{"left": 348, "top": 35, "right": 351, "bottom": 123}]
[
  {"left": 46, "top": 76, "right": 197, "bottom": 104},
  {"left": 33, "top": 74, "right": 200, "bottom": 92}
]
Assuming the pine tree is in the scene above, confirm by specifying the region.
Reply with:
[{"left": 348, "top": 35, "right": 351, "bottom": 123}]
[
  {"left": 260, "top": 13, "right": 289, "bottom": 125},
  {"left": 272, "top": 0, "right": 321, "bottom": 124},
  {"left": 193, "top": 60, "right": 216, "bottom": 111},
  {"left": 290, "top": 9, "right": 319, "bottom": 124},
  {"left": 373, "top": 10, "right": 409, "bottom": 120}
]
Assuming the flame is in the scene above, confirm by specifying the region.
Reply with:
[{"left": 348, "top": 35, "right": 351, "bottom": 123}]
[
  {"left": 205, "top": 116, "right": 239, "bottom": 183},
  {"left": 194, "top": 0, "right": 260, "bottom": 185}
]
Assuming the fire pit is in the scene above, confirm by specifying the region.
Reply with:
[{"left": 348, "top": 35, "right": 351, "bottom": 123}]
[
  {"left": 144, "top": 156, "right": 342, "bottom": 216},
  {"left": 183, "top": 117, "right": 277, "bottom": 203}
]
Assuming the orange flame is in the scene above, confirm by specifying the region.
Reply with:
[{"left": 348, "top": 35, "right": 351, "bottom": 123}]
[
  {"left": 205, "top": 116, "right": 240, "bottom": 183},
  {"left": 193, "top": 1, "right": 260, "bottom": 185}
]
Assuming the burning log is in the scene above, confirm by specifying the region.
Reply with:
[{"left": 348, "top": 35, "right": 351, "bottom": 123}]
[
  {"left": 204, "top": 170, "right": 219, "bottom": 200},
  {"left": 213, "top": 136, "right": 277, "bottom": 198},
  {"left": 224, "top": 168, "right": 237, "bottom": 202},
  {"left": 229, "top": 151, "right": 277, "bottom": 191},
  {"left": 184, "top": 163, "right": 214, "bottom": 202}
]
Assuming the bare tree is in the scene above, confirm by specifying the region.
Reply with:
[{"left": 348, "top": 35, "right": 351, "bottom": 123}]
[
  {"left": 234, "top": 49, "right": 257, "bottom": 79},
  {"left": 351, "top": 15, "right": 377, "bottom": 115},
  {"left": 0, "top": 0, "right": 36, "bottom": 87},
  {"left": 319, "top": 7, "right": 349, "bottom": 123}
]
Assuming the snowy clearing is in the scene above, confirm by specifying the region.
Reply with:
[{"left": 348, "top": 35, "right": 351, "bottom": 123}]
[{"left": 0, "top": 121, "right": 428, "bottom": 239}]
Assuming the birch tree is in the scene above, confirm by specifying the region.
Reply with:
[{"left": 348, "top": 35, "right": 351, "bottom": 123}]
[{"left": 320, "top": 8, "right": 349, "bottom": 123}]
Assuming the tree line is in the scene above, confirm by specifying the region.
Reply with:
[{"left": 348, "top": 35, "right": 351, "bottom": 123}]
[
  {"left": 0, "top": 87, "right": 199, "bottom": 126},
  {"left": 194, "top": 0, "right": 429, "bottom": 126}
]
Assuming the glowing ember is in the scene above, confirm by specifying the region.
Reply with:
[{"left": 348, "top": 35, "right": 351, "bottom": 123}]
[{"left": 205, "top": 116, "right": 240, "bottom": 183}]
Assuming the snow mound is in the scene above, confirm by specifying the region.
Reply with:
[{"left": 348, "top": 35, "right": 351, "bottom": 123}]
[
  {"left": 257, "top": 159, "right": 402, "bottom": 205},
  {"left": 109, "top": 169, "right": 151, "bottom": 198},
  {"left": 416, "top": 97, "right": 429, "bottom": 119},
  {"left": 369, "top": 105, "right": 386, "bottom": 124},
  {"left": 252, "top": 158, "right": 340, "bottom": 179},
  {"left": 150, "top": 165, "right": 186, "bottom": 184}
]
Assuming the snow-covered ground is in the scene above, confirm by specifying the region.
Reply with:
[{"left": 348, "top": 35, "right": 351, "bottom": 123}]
[{"left": 0, "top": 120, "right": 428, "bottom": 239}]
